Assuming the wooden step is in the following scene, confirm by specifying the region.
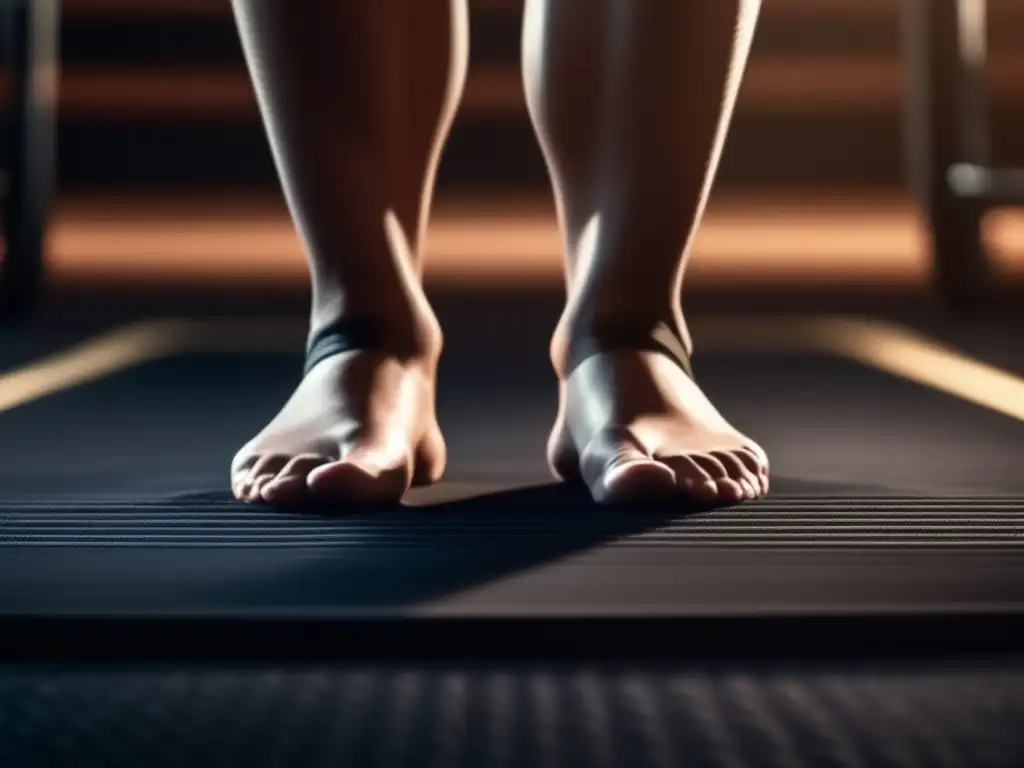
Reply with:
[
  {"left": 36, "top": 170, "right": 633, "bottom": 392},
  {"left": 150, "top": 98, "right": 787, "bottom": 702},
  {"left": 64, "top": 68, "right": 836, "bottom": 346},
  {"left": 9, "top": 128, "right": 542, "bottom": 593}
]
[{"left": 45, "top": 188, "right": 1024, "bottom": 289}]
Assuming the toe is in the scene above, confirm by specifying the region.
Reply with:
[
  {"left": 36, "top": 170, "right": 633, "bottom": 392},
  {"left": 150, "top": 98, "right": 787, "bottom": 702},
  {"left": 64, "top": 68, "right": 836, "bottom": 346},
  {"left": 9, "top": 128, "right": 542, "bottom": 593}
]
[
  {"left": 736, "top": 444, "right": 770, "bottom": 495},
  {"left": 260, "top": 454, "right": 331, "bottom": 505},
  {"left": 711, "top": 450, "right": 762, "bottom": 499},
  {"left": 233, "top": 453, "right": 291, "bottom": 501},
  {"left": 601, "top": 461, "right": 678, "bottom": 505},
  {"left": 579, "top": 426, "right": 676, "bottom": 504},
  {"left": 308, "top": 462, "right": 408, "bottom": 506},
  {"left": 741, "top": 441, "right": 770, "bottom": 470},
  {"left": 248, "top": 473, "right": 277, "bottom": 502},
  {"left": 307, "top": 444, "right": 411, "bottom": 505},
  {"left": 659, "top": 455, "right": 719, "bottom": 503},
  {"left": 689, "top": 453, "right": 746, "bottom": 503}
]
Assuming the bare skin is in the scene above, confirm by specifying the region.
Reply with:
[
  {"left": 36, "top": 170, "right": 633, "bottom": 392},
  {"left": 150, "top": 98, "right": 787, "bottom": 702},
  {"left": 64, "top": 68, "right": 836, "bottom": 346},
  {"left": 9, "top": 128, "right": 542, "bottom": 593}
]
[
  {"left": 229, "top": 0, "right": 463, "bottom": 504},
  {"left": 230, "top": 0, "right": 769, "bottom": 507},
  {"left": 232, "top": 349, "right": 445, "bottom": 505},
  {"left": 525, "top": 0, "right": 770, "bottom": 503}
]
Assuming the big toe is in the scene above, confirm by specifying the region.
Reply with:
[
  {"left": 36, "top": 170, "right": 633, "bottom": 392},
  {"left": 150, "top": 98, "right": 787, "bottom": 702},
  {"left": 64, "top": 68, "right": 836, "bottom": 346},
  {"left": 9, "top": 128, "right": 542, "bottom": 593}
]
[
  {"left": 307, "top": 446, "right": 411, "bottom": 506},
  {"left": 580, "top": 427, "right": 678, "bottom": 505},
  {"left": 600, "top": 460, "right": 681, "bottom": 504}
]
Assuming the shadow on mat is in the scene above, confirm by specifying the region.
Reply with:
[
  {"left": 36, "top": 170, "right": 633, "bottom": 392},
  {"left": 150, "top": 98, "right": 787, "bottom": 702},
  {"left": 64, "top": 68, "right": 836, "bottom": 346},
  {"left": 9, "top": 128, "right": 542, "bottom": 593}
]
[
  {"left": 164, "top": 476, "right": 896, "bottom": 612},
  {"left": 172, "top": 482, "right": 684, "bottom": 611}
]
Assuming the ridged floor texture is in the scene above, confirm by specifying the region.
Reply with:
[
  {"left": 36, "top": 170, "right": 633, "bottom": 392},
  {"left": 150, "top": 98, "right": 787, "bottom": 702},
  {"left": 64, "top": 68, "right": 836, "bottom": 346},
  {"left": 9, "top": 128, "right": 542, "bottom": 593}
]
[
  {"left": 0, "top": 662, "right": 1021, "bottom": 768},
  {"left": 3, "top": 494, "right": 1023, "bottom": 548},
  {"left": 1, "top": 494, "right": 1022, "bottom": 626}
]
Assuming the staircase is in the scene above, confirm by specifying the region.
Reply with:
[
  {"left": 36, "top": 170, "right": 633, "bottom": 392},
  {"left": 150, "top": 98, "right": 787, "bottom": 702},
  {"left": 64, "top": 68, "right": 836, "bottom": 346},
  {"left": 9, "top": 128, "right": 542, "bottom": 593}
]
[{"left": 30, "top": 0, "right": 1024, "bottom": 193}]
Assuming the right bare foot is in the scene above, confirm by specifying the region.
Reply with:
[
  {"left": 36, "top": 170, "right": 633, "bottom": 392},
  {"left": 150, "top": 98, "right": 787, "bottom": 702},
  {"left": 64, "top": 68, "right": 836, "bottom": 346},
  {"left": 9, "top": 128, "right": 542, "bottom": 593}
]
[{"left": 231, "top": 346, "right": 445, "bottom": 507}]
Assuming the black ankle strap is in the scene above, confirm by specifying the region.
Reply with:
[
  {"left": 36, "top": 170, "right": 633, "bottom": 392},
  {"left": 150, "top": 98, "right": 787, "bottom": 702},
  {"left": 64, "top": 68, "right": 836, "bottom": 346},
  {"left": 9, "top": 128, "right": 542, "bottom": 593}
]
[
  {"left": 564, "top": 321, "right": 694, "bottom": 379},
  {"left": 304, "top": 318, "right": 384, "bottom": 376},
  {"left": 306, "top": 318, "right": 693, "bottom": 379}
]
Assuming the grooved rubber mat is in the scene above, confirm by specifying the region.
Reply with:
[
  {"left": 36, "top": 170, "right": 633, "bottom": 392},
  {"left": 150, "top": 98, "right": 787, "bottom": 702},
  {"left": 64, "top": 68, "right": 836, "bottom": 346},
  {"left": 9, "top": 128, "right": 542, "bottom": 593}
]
[
  {"left": 0, "top": 339, "right": 1021, "bottom": 656},
  {"left": 5, "top": 494, "right": 1024, "bottom": 548},
  {"left": 1, "top": 662, "right": 1021, "bottom": 768},
  {"left": 2, "top": 492, "right": 1022, "bottom": 620}
]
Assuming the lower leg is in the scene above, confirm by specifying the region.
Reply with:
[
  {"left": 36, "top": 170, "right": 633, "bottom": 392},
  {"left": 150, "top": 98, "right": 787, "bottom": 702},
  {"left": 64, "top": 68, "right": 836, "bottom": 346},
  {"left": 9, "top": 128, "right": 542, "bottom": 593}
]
[
  {"left": 523, "top": 0, "right": 769, "bottom": 504},
  {"left": 230, "top": 0, "right": 468, "bottom": 504}
]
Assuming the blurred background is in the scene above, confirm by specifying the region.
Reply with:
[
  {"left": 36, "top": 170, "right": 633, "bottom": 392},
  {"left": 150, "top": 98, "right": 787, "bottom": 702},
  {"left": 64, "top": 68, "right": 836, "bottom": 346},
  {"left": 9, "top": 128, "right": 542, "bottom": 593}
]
[{"left": 14, "top": 0, "right": 1024, "bottom": 296}]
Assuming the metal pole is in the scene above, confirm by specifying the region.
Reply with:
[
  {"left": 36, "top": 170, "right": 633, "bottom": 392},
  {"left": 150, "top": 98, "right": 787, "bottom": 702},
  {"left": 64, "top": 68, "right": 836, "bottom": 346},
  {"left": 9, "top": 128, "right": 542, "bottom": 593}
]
[
  {"left": 902, "top": 0, "right": 992, "bottom": 312},
  {"left": 1, "top": 0, "right": 59, "bottom": 322}
]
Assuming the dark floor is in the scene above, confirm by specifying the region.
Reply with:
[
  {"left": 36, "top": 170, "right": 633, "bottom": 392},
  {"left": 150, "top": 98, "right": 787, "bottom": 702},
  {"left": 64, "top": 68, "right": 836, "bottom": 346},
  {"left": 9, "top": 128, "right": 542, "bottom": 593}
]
[{"left": 2, "top": 660, "right": 1023, "bottom": 768}]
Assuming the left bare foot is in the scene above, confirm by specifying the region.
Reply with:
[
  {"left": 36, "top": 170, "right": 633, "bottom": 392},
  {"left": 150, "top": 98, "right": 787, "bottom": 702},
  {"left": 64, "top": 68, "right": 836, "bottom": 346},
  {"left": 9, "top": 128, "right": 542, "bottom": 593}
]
[{"left": 549, "top": 346, "right": 769, "bottom": 505}]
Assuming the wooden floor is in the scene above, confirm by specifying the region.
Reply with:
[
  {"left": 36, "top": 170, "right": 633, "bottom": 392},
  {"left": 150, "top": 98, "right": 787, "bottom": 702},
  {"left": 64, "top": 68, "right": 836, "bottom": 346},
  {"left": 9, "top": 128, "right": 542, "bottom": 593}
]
[{"left": 43, "top": 190, "right": 1024, "bottom": 290}]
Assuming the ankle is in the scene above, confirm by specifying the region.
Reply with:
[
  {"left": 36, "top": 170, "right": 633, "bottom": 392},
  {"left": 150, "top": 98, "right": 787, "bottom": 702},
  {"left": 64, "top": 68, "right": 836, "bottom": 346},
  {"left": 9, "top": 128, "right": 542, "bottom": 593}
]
[
  {"left": 310, "top": 299, "right": 443, "bottom": 367},
  {"left": 550, "top": 306, "right": 690, "bottom": 380}
]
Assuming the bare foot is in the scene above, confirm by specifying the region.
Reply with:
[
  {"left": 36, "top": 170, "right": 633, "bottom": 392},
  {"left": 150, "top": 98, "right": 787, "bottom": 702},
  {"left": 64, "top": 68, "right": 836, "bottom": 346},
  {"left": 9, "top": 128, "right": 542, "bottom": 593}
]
[
  {"left": 549, "top": 347, "right": 769, "bottom": 506},
  {"left": 231, "top": 348, "right": 445, "bottom": 506}
]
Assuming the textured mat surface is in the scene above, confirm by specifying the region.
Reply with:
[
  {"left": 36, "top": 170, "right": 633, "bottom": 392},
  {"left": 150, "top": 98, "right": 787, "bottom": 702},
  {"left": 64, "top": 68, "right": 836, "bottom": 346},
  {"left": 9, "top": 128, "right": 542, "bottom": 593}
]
[
  {"left": 1, "top": 661, "right": 1021, "bottom": 768},
  {"left": 2, "top": 493, "right": 1022, "bottom": 621},
  {"left": 0, "top": 339, "right": 1020, "bottom": 656}
]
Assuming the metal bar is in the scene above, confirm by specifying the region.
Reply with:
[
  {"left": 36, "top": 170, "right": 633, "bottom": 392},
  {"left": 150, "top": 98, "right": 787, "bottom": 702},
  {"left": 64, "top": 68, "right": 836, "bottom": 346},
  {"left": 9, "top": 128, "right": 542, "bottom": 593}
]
[
  {"left": 948, "top": 164, "right": 1024, "bottom": 206},
  {"left": 902, "top": 0, "right": 993, "bottom": 311},
  {"left": 955, "top": 0, "right": 992, "bottom": 167},
  {"left": 1, "top": 0, "right": 59, "bottom": 323}
]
